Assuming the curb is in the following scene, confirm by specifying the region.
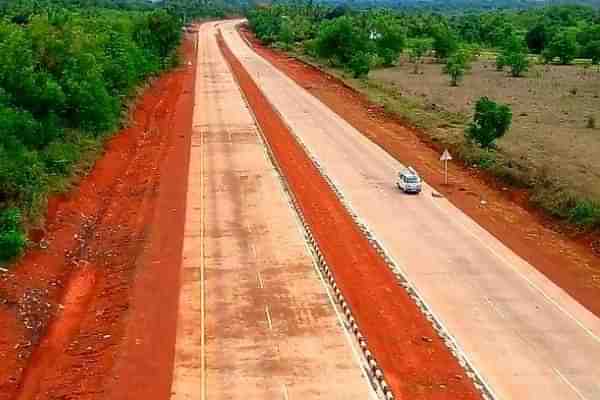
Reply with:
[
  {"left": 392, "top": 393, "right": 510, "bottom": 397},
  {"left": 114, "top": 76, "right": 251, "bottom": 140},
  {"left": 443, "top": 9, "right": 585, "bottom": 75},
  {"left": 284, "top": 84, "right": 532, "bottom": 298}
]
[{"left": 299, "top": 211, "right": 396, "bottom": 400}]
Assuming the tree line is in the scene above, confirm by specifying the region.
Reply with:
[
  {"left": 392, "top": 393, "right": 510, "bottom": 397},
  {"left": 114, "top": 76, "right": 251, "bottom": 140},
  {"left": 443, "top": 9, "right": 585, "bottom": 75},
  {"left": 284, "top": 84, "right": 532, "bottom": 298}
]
[
  {"left": 0, "top": 3, "right": 182, "bottom": 261},
  {"left": 249, "top": 3, "right": 600, "bottom": 79},
  {"left": 249, "top": 3, "right": 600, "bottom": 228}
]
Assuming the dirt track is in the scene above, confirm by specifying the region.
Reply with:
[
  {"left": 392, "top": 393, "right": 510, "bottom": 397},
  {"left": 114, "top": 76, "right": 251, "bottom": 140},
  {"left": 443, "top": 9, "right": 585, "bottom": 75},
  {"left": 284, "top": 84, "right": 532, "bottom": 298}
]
[{"left": 0, "top": 33, "right": 196, "bottom": 400}]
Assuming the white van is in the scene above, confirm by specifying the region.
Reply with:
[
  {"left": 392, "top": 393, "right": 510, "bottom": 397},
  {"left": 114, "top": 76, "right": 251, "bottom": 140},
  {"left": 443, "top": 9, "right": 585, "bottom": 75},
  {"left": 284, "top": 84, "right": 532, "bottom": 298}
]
[{"left": 396, "top": 167, "right": 422, "bottom": 194}]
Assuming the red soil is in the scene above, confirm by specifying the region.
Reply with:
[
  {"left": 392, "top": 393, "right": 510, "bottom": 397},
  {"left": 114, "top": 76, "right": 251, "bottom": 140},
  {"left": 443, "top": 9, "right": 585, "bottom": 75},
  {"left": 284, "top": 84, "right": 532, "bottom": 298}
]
[
  {"left": 0, "top": 33, "right": 197, "bottom": 400},
  {"left": 218, "top": 32, "right": 482, "bottom": 400},
  {"left": 239, "top": 27, "right": 600, "bottom": 319}
]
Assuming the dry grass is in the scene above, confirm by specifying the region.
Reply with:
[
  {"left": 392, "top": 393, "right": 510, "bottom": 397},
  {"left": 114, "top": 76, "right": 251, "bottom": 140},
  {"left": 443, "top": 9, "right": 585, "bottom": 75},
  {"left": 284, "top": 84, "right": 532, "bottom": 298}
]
[{"left": 371, "top": 58, "right": 600, "bottom": 201}]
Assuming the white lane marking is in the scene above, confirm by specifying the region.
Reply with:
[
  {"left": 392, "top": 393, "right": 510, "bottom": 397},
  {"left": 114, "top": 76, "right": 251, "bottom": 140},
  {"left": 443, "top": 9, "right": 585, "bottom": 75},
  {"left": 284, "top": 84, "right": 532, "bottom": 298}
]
[
  {"left": 282, "top": 384, "right": 289, "bottom": 400},
  {"left": 554, "top": 368, "right": 588, "bottom": 400},
  {"left": 484, "top": 296, "right": 507, "bottom": 320},
  {"left": 257, "top": 271, "right": 264, "bottom": 289},
  {"left": 251, "top": 243, "right": 258, "bottom": 259},
  {"left": 428, "top": 196, "right": 600, "bottom": 345},
  {"left": 247, "top": 222, "right": 252, "bottom": 233},
  {"left": 265, "top": 305, "right": 273, "bottom": 330}
]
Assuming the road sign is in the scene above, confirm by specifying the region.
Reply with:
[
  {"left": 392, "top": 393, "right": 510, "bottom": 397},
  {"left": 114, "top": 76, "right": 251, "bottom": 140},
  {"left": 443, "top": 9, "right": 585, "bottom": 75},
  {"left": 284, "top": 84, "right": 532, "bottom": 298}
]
[
  {"left": 440, "top": 149, "right": 453, "bottom": 161},
  {"left": 440, "top": 149, "right": 452, "bottom": 184}
]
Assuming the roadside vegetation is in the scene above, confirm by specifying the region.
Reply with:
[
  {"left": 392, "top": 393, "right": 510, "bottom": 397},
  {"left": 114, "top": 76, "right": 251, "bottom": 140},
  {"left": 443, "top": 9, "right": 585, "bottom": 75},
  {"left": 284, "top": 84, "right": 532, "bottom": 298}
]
[
  {"left": 248, "top": 3, "right": 600, "bottom": 232},
  {"left": 0, "top": 2, "right": 184, "bottom": 262}
]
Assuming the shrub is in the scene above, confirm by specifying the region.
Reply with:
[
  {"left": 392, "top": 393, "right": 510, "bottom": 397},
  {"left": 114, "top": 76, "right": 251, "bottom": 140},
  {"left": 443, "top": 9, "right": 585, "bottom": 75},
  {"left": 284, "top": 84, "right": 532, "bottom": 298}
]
[
  {"left": 466, "top": 97, "right": 512, "bottom": 148},
  {"left": 444, "top": 48, "right": 472, "bottom": 86},
  {"left": 43, "top": 141, "right": 80, "bottom": 175},
  {"left": 369, "top": 13, "right": 406, "bottom": 66},
  {"left": 349, "top": 51, "right": 371, "bottom": 78},
  {"left": 432, "top": 24, "right": 459, "bottom": 60},
  {"left": 497, "top": 34, "right": 530, "bottom": 77},
  {"left": 583, "top": 40, "right": 600, "bottom": 68},
  {"left": 315, "top": 16, "right": 369, "bottom": 66},
  {"left": 526, "top": 24, "right": 551, "bottom": 54},
  {"left": 568, "top": 200, "right": 600, "bottom": 227},
  {"left": 409, "top": 38, "right": 430, "bottom": 74},
  {"left": 0, "top": 144, "right": 48, "bottom": 212},
  {"left": 542, "top": 29, "right": 578, "bottom": 65},
  {"left": 0, "top": 208, "right": 26, "bottom": 261},
  {"left": 0, "top": 7, "right": 183, "bottom": 265},
  {"left": 587, "top": 115, "right": 596, "bottom": 129}
]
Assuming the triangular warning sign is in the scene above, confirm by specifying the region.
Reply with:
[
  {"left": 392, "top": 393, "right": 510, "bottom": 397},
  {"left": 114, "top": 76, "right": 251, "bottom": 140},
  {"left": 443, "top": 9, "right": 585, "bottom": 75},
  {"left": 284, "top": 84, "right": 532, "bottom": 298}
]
[{"left": 440, "top": 149, "right": 452, "bottom": 161}]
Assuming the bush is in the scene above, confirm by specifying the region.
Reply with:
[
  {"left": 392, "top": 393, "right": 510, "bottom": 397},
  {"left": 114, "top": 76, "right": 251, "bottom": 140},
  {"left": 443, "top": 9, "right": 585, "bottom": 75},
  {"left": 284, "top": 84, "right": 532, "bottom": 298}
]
[
  {"left": 368, "top": 13, "right": 406, "bottom": 66},
  {"left": 542, "top": 29, "right": 578, "bottom": 65},
  {"left": 497, "top": 34, "right": 530, "bottom": 77},
  {"left": 349, "top": 51, "right": 371, "bottom": 78},
  {"left": 409, "top": 38, "right": 430, "bottom": 74},
  {"left": 0, "top": 7, "right": 183, "bottom": 263},
  {"left": 568, "top": 200, "right": 600, "bottom": 227},
  {"left": 583, "top": 40, "right": 600, "bottom": 67},
  {"left": 315, "top": 16, "right": 369, "bottom": 66},
  {"left": 526, "top": 24, "right": 551, "bottom": 54},
  {"left": 43, "top": 141, "right": 81, "bottom": 175},
  {"left": 466, "top": 97, "right": 512, "bottom": 148},
  {"left": 0, "top": 208, "right": 26, "bottom": 261},
  {"left": 444, "top": 48, "right": 471, "bottom": 86},
  {"left": 432, "top": 24, "right": 459, "bottom": 60}
]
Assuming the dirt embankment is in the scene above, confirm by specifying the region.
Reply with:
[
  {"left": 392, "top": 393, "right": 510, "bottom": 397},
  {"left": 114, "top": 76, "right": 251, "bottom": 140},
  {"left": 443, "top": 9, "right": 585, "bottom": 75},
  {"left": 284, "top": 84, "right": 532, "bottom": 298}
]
[
  {"left": 239, "top": 27, "right": 600, "bottom": 319},
  {"left": 0, "top": 33, "right": 197, "bottom": 400},
  {"left": 218, "top": 31, "right": 483, "bottom": 400}
]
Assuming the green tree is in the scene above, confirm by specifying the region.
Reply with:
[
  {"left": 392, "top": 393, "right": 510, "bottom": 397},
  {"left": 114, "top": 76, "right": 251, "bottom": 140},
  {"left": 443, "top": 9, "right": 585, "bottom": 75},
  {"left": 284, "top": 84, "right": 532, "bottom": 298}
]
[
  {"left": 444, "top": 48, "right": 471, "bottom": 86},
  {"left": 584, "top": 40, "right": 600, "bottom": 69},
  {"left": 543, "top": 29, "right": 579, "bottom": 65},
  {"left": 315, "top": 15, "right": 368, "bottom": 67},
  {"left": 349, "top": 51, "right": 370, "bottom": 78},
  {"left": 466, "top": 97, "right": 512, "bottom": 148},
  {"left": 409, "top": 38, "right": 430, "bottom": 74},
  {"left": 0, "top": 5, "right": 183, "bottom": 257},
  {"left": 526, "top": 23, "right": 551, "bottom": 54},
  {"left": 369, "top": 13, "right": 406, "bottom": 66},
  {"left": 497, "top": 34, "right": 530, "bottom": 77},
  {"left": 432, "top": 24, "right": 459, "bottom": 60}
]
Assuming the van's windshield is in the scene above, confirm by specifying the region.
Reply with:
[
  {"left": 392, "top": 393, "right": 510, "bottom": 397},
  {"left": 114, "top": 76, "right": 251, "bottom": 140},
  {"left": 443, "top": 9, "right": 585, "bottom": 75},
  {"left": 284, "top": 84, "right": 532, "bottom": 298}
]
[{"left": 405, "top": 176, "right": 419, "bottom": 183}]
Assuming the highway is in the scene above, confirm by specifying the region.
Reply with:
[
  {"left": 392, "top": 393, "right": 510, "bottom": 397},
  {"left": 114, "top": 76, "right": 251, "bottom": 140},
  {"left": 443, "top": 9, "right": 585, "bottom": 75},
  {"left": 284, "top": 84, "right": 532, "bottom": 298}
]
[
  {"left": 219, "top": 20, "right": 600, "bottom": 400},
  {"left": 169, "top": 22, "right": 374, "bottom": 400}
]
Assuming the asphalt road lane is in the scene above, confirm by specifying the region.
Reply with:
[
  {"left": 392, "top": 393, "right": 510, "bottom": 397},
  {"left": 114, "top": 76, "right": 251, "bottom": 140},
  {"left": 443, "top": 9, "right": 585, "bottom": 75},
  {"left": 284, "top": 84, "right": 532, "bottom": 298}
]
[{"left": 220, "top": 20, "right": 600, "bottom": 400}]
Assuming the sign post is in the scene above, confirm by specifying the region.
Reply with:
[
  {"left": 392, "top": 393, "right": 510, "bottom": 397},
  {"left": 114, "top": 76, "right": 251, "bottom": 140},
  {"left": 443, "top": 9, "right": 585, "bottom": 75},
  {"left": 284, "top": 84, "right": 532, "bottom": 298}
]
[{"left": 440, "top": 149, "right": 452, "bottom": 185}]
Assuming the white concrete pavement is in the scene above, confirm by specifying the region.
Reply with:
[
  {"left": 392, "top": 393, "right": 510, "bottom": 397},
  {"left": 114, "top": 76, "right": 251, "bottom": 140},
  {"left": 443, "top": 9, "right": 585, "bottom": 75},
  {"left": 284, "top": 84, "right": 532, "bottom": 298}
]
[
  {"left": 220, "top": 20, "right": 600, "bottom": 400},
  {"left": 170, "top": 22, "right": 374, "bottom": 400}
]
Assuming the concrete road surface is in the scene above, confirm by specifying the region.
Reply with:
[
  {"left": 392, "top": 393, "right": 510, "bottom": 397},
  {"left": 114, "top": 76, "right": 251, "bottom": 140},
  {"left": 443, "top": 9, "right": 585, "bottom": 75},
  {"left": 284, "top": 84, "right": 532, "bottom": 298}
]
[
  {"left": 220, "top": 20, "right": 600, "bottom": 400},
  {"left": 169, "top": 22, "right": 374, "bottom": 400}
]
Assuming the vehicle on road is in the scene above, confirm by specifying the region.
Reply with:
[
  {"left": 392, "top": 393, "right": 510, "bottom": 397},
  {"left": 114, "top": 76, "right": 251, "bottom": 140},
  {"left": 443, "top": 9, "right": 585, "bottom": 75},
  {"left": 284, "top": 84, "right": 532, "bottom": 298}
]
[{"left": 396, "top": 167, "right": 422, "bottom": 194}]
